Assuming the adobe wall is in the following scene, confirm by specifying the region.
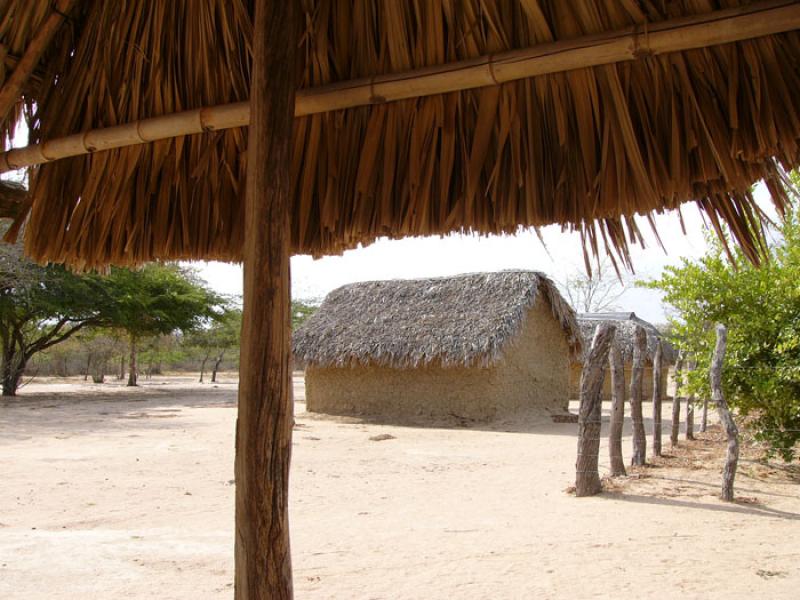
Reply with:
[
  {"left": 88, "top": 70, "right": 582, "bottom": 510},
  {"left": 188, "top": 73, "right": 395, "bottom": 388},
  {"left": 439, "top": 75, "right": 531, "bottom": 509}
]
[
  {"left": 568, "top": 363, "right": 670, "bottom": 401},
  {"left": 304, "top": 300, "right": 572, "bottom": 421}
]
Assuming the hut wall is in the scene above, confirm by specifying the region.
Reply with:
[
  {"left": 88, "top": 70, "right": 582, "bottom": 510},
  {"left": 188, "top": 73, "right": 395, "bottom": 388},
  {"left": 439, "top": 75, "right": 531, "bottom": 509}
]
[
  {"left": 304, "top": 301, "right": 572, "bottom": 420},
  {"left": 304, "top": 363, "right": 501, "bottom": 421},
  {"left": 568, "top": 363, "right": 668, "bottom": 402},
  {"left": 490, "top": 300, "right": 571, "bottom": 414}
]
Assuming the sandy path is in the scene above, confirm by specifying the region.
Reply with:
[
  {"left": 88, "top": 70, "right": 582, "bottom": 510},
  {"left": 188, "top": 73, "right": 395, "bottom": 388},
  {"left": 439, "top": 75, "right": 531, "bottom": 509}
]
[{"left": 1, "top": 376, "right": 798, "bottom": 599}]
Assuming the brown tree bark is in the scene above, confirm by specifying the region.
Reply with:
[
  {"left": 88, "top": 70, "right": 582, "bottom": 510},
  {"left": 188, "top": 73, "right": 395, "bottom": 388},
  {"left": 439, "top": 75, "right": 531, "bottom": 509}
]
[
  {"left": 630, "top": 325, "right": 647, "bottom": 466},
  {"left": 710, "top": 324, "right": 739, "bottom": 501},
  {"left": 686, "top": 394, "right": 695, "bottom": 440},
  {"left": 700, "top": 397, "right": 709, "bottom": 432},
  {"left": 652, "top": 339, "right": 664, "bottom": 457},
  {"left": 670, "top": 352, "right": 684, "bottom": 448},
  {"left": 608, "top": 341, "right": 626, "bottom": 477},
  {"left": 234, "top": 1, "right": 297, "bottom": 598},
  {"left": 127, "top": 335, "right": 137, "bottom": 387},
  {"left": 576, "top": 322, "right": 616, "bottom": 497}
]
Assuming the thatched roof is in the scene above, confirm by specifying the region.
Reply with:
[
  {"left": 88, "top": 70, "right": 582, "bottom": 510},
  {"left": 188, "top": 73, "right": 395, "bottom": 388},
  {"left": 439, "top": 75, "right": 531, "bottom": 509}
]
[
  {"left": 577, "top": 312, "right": 677, "bottom": 366},
  {"left": 0, "top": 179, "right": 25, "bottom": 220},
  {"left": 1, "top": 2, "right": 799, "bottom": 268},
  {"left": 293, "top": 270, "right": 581, "bottom": 369}
]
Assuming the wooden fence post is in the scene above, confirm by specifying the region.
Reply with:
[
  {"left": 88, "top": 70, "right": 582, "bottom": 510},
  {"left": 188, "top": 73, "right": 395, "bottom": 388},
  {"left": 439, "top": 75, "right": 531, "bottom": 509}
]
[
  {"left": 710, "top": 324, "right": 739, "bottom": 501},
  {"left": 608, "top": 340, "right": 626, "bottom": 477},
  {"left": 670, "top": 352, "right": 684, "bottom": 447},
  {"left": 652, "top": 339, "right": 664, "bottom": 457},
  {"left": 576, "top": 322, "right": 616, "bottom": 496},
  {"left": 630, "top": 325, "right": 647, "bottom": 466}
]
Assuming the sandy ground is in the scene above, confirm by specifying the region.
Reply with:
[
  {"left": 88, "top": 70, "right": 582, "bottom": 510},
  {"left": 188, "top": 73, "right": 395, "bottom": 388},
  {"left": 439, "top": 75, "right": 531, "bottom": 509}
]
[{"left": 1, "top": 375, "right": 799, "bottom": 599}]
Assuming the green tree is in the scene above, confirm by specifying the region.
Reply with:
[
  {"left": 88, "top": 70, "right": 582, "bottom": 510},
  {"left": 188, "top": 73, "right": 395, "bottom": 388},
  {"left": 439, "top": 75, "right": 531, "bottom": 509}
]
[
  {"left": 186, "top": 307, "right": 241, "bottom": 383},
  {"left": 644, "top": 183, "right": 800, "bottom": 460},
  {"left": 291, "top": 299, "right": 318, "bottom": 329},
  {"left": 102, "top": 264, "right": 225, "bottom": 386},
  {"left": 0, "top": 238, "right": 112, "bottom": 396}
]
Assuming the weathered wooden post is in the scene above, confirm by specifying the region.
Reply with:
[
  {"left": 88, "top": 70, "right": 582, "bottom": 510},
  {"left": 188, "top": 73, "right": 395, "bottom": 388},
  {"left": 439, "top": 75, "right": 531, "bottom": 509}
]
[
  {"left": 686, "top": 358, "right": 695, "bottom": 440},
  {"left": 630, "top": 325, "right": 647, "bottom": 466},
  {"left": 652, "top": 339, "right": 664, "bottom": 456},
  {"left": 710, "top": 324, "right": 738, "bottom": 501},
  {"left": 608, "top": 340, "right": 626, "bottom": 476},
  {"left": 576, "top": 322, "right": 616, "bottom": 496},
  {"left": 700, "top": 397, "right": 709, "bottom": 433},
  {"left": 235, "top": 1, "right": 297, "bottom": 598},
  {"left": 670, "top": 352, "right": 684, "bottom": 447}
]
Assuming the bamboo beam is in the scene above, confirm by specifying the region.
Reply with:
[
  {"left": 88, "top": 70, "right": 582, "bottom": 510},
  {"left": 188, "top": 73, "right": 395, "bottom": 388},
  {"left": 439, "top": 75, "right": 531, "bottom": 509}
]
[
  {"left": 0, "top": 0, "right": 75, "bottom": 125},
  {"left": 234, "top": 0, "right": 296, "bottom": 597},
  {"left": 0, "top": 0, "right": 798, "bottom": 174}
]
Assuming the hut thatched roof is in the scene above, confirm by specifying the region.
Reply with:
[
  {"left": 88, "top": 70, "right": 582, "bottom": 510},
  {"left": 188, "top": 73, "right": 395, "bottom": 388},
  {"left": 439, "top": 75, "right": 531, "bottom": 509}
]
[
  {"left": 0, "top": 1, "right": 799, "bottom": 268},
  {"left": 293, "top": 270, "right": 581, "bottom": 369},
  {"left": 577, "top": 312, "right": 677, "bottom": 366}
]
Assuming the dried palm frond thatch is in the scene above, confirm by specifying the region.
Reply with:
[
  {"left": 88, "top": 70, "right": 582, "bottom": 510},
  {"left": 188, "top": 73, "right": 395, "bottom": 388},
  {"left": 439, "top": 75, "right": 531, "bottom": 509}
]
[
  {"left": 1, "top": 1, "right": 799, "bottom": 269},
  {"left": 293, "top": 271, "right": 581, "bottom": 369},
  {"left": 577, "top": 312, "right": 677, "bottom": 365}
]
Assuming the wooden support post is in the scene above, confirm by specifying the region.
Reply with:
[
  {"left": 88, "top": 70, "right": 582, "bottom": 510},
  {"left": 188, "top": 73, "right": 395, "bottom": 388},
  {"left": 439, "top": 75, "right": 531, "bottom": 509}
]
[
  {"left": 234, "top": 1, "right": 297, "bottom": 598},
  {"left": 652, "top": 340, "right": 664, "bottom": 457},
  {"left": 670, "top": 352, "right": 684, "bottom": 448},
  {"left": 710, "top": 324, "right": 739, "bottom": 501},
  {"left": 700, "top": 397, "right": 709, "bottom": 432},
  {"left": 576, "top": 322, "right": 616, "bottom": 497},
  {"left": 630, "top": 325, "right": 647, "bottom": 466},
  {"left": 608, "top": 340, "right": 626, "bottom": 477}
]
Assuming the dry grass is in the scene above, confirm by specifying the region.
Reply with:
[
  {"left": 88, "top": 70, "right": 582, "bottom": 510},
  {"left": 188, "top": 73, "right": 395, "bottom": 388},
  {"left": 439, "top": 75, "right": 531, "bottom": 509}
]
[{"left": 0, "top": 1, "right": 798, "bottom": 268}]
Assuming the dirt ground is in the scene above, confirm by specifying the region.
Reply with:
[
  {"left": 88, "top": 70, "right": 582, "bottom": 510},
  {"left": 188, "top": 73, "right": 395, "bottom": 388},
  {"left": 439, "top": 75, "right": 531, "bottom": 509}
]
[{"left": 1, "top": 375, "right": 798, "bottom": 599}]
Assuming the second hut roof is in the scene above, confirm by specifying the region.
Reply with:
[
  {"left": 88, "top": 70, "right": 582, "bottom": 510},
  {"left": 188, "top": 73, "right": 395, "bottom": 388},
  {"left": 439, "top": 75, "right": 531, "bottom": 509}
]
[{"left": 293, "top": 270, "right": 581, "bottom": 369}]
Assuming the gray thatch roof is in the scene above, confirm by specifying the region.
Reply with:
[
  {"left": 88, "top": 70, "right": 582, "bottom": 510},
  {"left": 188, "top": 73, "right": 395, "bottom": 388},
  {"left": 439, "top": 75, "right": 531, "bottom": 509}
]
[
  {"left": 577, "top": 312, "right": 677, "bottom": 366},
  {"left": 293, "top": 271, "right": 581, "bottom": 369}
]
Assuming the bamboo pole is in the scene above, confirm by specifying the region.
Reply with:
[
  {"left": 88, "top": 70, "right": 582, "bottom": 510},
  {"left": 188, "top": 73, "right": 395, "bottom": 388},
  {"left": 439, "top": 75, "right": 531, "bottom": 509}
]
[
  {"left": 1, "top": 0, "right": 798, "bottom": 174},
  {"left": 234, "top": 0, "right": 297, "bottom": 597},
  {"left": 0, "top": 0, "right": 75, "bottom": 124}
]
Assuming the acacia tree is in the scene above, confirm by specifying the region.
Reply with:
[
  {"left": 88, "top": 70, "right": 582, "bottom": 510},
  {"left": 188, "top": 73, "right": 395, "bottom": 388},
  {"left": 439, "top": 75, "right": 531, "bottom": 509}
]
[
  {"left": 0, "top": 238, "right": 112, "bottom": 396},
  {"left": 644, "top": 183, "right": 800, "bottom": 460},
  {"left": 102, "top": 264, "right": 224, "bottom": 386},
  {"left": 188, "top": 308, "right": 241, "bottom": 383}
]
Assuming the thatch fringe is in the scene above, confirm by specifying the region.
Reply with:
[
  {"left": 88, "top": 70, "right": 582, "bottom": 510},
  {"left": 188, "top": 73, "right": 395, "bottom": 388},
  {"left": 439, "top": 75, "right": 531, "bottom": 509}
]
[
  {"left": 1, "top": 1, "right": 800, "bottom": 269},
  {"left": 293, "top": 271, "right": 581, "bottom": 370}
]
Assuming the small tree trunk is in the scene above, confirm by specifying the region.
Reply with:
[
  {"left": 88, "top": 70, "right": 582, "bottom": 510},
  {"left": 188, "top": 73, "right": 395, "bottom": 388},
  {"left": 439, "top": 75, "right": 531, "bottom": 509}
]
[
  {"left": 1, "top": 351, "right": 25, "bottom": 397},
  {"left": 576, "top": 322, "right": 615, "bottom": 497},
  {"left": 670, "top": 353, "right": 684, "bottom": 448},
  {"left": 700, "top": 397, "right": 709, "bottom": 432},
  {"left": 686, "top": 394, "right": 695, "bottom": 440},
  {"left": 127, "top": 335, "right": 138, "bottom": 387},
  {"left": 711, "top": 324, "right": 738, "bottom": 501},
  {"left": 83, "top": 354, "right": 91, "bottom": 381},
  {"left": 652, "top": 339, "right": 664, "bottom": 457},
  {"left": 630, "top": 325, "right": 648, "bottom": 466},
  {"left": 211, "top": 351, "right": 225, "bottom": 383},
  {"left": 608, "top": 341, "right": 626, "bottom": 477},
  {"left": 118, "top": 355, "right": 125, "bottom": 380},
  {"left": 199, "top": 354, "right": 209, "bottom": 383}
]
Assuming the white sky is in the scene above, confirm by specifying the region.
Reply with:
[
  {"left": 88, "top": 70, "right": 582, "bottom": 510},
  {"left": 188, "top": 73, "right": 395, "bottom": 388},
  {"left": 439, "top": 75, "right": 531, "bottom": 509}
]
[{"left": 193, "top": 201, "right": 720, "bottom": 324}]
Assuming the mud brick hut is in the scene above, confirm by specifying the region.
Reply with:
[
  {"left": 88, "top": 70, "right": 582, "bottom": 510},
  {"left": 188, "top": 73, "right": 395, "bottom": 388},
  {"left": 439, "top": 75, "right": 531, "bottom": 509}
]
[
  {"left": 2, "top": 1, "right": 800, "bottom": 595},
  {"left": 294, "top": 271, "right": 582, "bottom": 421},
  {"left": 570, "top": 312, "right": 677, "bottom": 401}
]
